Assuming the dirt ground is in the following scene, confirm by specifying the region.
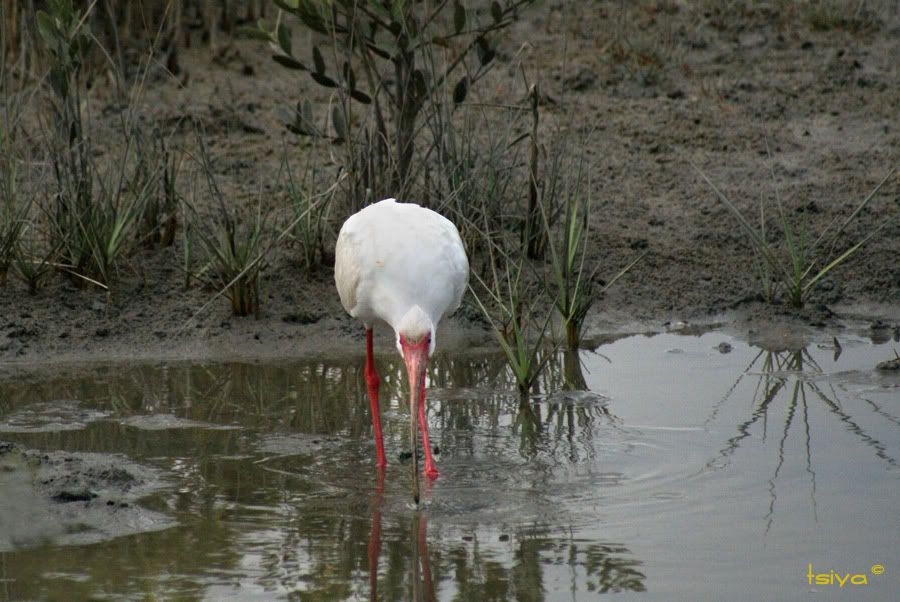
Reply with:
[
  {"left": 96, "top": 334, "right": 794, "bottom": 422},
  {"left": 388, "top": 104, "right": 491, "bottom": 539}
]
[{"left": 1, "top": 1, "right": 898, "bottom": 364}]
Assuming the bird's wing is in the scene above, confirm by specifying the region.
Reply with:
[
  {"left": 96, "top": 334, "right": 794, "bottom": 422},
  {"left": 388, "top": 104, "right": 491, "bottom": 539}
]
[
  {"left": 334, "top": 222, "right": 361, "bottom": 317},
  {"left": 441, "top": 216, "right": 470, "bottom": 318}
]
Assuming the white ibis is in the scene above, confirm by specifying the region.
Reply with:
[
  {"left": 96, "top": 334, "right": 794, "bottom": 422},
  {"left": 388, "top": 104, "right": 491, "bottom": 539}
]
[{"left": 335, "top": 198, "right": 469, "bottom": 501}]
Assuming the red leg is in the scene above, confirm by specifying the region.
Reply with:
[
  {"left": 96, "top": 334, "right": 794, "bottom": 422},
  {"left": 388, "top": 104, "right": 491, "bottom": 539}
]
[
  {"left": 418, "top": 514, "right": 435, "bottom": 602},
  {"left": 365, "top": 328, "right": 387, "bottom": 468},
  {"left": 367, "top": 470, "right": 384, "bottom": 602},
  {"left": 418, "top": 377, "right": 439, "bottom": 479}
]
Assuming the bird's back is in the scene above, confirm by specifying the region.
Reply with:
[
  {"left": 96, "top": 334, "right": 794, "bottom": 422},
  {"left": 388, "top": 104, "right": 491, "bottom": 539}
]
[{"left": 335, "top": 199, "right": 469, "bottom": 330}]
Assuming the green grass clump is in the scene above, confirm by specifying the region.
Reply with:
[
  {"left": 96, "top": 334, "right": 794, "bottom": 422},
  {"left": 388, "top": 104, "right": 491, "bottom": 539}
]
[
  {"left": 190, "top": 141, "right": 271, "bottom": 317},
  {"left": 692, "top": 157, "right": 896, "bottom": 309},
  {"left": 0, "top": 142, "right": 29, "bottom": 286},
  {"left": 282, "top": 144, "right": 332, "bottom": 277},
  {"left": 50, "top": 174, "right": 147, "bottom": 288},
  {"left": 544, "top": 166, "right": 644, "bottom": 349},
  {"left": 471, "top": 253, "right": 555, "bottom": 399}
]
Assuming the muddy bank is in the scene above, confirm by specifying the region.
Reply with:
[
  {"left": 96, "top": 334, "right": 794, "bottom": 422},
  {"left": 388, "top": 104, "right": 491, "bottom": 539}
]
[
  {"left": 1, "top": 2, "right": 898, "bottom": 364},
  {"left": 0, "top": 441, "right": 173, "bottom": 551}
]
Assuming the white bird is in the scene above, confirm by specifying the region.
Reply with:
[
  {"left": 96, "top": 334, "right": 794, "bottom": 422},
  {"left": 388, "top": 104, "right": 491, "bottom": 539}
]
[{"left": 335, "top": 198, "right": 469, "bottom": 501}]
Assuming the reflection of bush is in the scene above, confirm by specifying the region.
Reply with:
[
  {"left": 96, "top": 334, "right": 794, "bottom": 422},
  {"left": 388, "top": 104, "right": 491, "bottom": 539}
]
[{"left": 707, "top": 345, "right": 898, "bottom": 532}]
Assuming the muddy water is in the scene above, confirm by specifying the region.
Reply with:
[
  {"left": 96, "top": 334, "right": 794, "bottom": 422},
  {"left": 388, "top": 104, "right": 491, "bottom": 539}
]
[{"left": 0, "top": 330, "right": 898, "bottom": 600}]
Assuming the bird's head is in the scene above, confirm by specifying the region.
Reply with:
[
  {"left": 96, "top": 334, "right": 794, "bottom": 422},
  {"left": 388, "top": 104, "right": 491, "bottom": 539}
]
[{"left": 396, "top": 305, "right": 435, "bottom": 359}]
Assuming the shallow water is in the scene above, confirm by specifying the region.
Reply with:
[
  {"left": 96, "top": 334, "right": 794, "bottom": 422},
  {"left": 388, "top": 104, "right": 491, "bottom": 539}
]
[{"left": 0, "top": 330, "right": 898, "bottom": 600}]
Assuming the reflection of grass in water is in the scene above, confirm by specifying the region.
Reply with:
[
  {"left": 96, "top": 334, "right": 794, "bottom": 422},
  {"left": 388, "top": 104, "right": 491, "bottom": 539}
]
[
  {"left": 705, "top": 345, "right": 898, "bottom": 532},
  {"left": 0, "top": 353, "right": 641, "bottom": 598},
  {"left": 0, "top": 350, "right": 620, "bottom": 468}
]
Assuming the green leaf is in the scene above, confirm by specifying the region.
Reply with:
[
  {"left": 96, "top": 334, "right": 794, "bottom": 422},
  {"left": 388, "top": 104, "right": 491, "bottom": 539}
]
[
  {"left": 332, "top": 106, "right": 347, "bottom": 141},
  {"left": 272, "top": 54, "right": 307, "bottom": 70},
  {"left": 431, "top": 35, "right": 450, "bottom": 48},
  {"left": 476, "top": 36, "right": 496, "bottom": 66},
  {"left": 365, "top": 43, "right": 391, "bottom": 60},
  {"left": 454, "top": 2, "right": 466, "bottom": 34},
  {"left": 312, "top": 45, "right": 326, "bottom": 74},
  {"left": 35, "top": 11, "right": 60, "bottom": 51},
  {"left": 237, "top": 26, "right": 271, "bottom": 41},
  {"left": 310, "top": 72, "right": 338, "bottom": 88},
  {"left": 342, "top": 61, "right": 355, "bottom": 89},
  {"left": 273, "top": 0, "right": 300, "bottom": 12},
  {"left": 491, "top": 1, "right": 503, "bottom": 23},
  {"left": 301, "top": 99, "right": 314, "bottom": 125},
  {"left": 453, "top": 77, "right": 468, "bottom": 104},
  {"left": 296, "top": 1, "right": 329, "bottom": 34},
  {"left": 405, "top": 14, "right": 418, "bottom": 39},
  {"left": 350, "top": 89, "right": 372, "bottom": 104},
  {"left": 276, "top": 23, "right": 292, "bottom": 55},
  {"left": 411, "top": 69, "right": 426, "bottom": 99}
]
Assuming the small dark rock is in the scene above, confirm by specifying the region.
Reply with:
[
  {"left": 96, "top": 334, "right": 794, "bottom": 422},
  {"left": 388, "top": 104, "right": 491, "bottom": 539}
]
[
  {"left": 52, "top": 489, "right": 97, "bottom": 503},
  {"left": 716, "top": 342, "right": 733, "bottom": 353},
  {"left": 7, "top": 326, "right": 31, "bottom": 339},
  {"left": 629, "top": 238, "right": 649, "bottom": 250},
  {"left": 499, "top": 534, "right": 510, "bottom": 542},
  {"left": 796, "top": 201, "right": 820, "bottom": 214},
  {"left": 563, "top": 68, "right": 597, "bottom": 92},
  {"left": 95, "top": 328, "right": 109, "bottom": 338},
  {"left": 282, "top": 312, "right": 321, "bottom": 325}
]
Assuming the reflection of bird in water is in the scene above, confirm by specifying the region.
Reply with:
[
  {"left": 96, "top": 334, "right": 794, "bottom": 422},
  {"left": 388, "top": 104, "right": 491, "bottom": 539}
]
[
  {"left": 368, "top": 471, "right": 435, "bottom": 602},
  {"left": 335, "top": 199, "right": 469, "bottom": 502}
]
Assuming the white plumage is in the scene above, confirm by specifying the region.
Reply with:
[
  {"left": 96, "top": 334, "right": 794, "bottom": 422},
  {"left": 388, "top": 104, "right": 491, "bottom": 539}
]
[
  {"left": 334, "top": 198, "right": 469, "bottom": 498},
  {"left": 335, "top": 198, "right": 469, "bottom": 354}
]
